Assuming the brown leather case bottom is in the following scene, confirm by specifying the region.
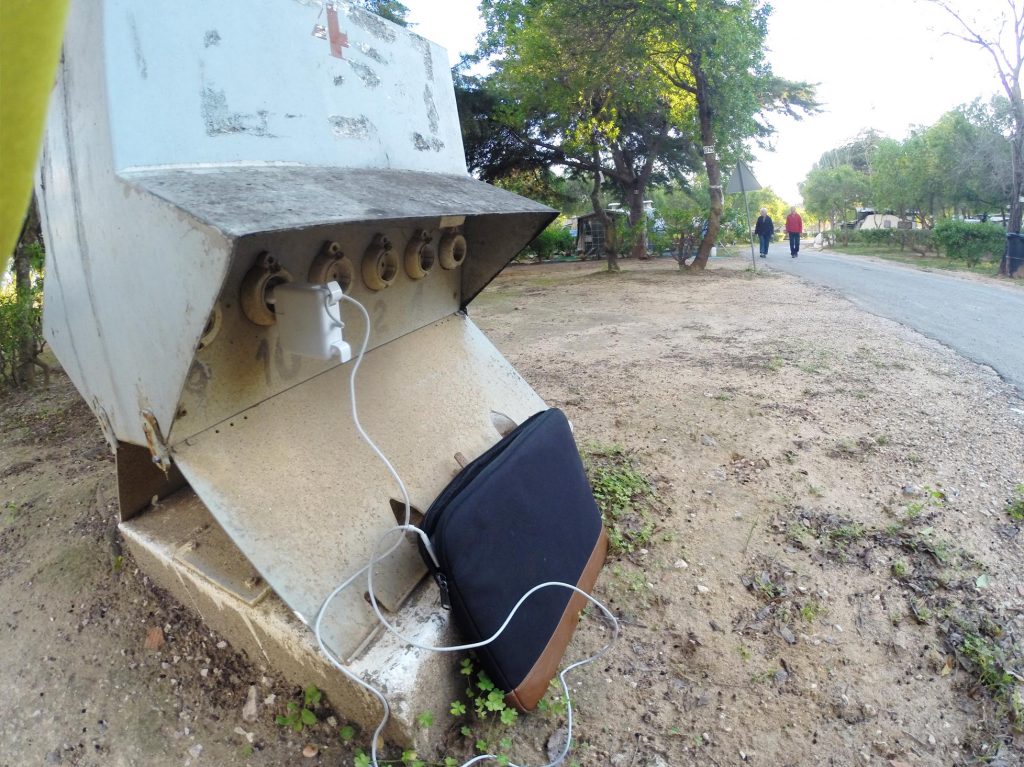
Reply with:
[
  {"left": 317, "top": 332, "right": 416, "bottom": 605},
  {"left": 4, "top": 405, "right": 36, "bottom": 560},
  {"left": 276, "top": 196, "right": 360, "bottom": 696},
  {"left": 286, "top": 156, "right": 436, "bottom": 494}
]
[{"left": 505, "top": 527, "right": 609, "bottom": 711}]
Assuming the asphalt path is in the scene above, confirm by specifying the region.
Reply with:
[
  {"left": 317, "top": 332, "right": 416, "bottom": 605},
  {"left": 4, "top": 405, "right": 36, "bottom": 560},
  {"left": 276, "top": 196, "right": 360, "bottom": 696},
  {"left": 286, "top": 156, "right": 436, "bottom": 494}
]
[{"left": 755, "top": 242, "right": 1024, "bottom": 396}]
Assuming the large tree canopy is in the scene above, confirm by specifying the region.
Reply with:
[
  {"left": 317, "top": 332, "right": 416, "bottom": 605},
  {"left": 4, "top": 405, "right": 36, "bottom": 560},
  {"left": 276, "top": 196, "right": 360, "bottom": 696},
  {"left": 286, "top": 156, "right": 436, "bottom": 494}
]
[
  {"left": 801, "top": 164, "right": 870, "bottom": 243},
  {"left": 640, "top": 0, "right": 817, "bottom": 268},
  {"left": 353, "top": 0, "right": 409, "bottom": 25},
  {"left": 475, "top": 0, "right": 818, "bottom": 270},
  {"left": 804, "top": 99, "right": 1016, "bottom": 232},
  {"left": 927, "top": 0, "right": 1023, "bottom": 272},
  {"left": 478, "top": 0, "right": 695, "bottom": 268}
]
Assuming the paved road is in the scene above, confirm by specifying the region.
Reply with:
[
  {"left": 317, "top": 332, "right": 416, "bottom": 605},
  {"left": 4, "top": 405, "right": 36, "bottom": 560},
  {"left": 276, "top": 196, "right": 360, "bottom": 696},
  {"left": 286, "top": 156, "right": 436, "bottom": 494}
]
[{"left": 757, "top": 243, "right": 1024, "bottom": 395}]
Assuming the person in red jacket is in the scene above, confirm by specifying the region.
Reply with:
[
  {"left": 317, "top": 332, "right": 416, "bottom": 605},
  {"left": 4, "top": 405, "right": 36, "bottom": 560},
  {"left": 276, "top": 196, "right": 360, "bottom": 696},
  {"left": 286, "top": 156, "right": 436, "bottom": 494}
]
[{"left": 785, "top": 207, "right": 803, "bottom": 258}]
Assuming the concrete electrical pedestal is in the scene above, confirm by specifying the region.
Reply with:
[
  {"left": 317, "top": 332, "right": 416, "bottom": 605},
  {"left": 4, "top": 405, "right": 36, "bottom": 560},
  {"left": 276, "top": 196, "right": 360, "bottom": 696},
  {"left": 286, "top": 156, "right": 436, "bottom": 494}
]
[{"left": 37, "top": 0, "right": 555, "bottom": 743}]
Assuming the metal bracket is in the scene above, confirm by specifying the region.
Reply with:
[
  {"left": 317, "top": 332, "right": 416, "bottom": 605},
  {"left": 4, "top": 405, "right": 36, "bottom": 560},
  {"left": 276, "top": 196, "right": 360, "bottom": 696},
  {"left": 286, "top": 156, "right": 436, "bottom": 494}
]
[{"left": 141, "top": 409, "right": 173, "bottom": 474}]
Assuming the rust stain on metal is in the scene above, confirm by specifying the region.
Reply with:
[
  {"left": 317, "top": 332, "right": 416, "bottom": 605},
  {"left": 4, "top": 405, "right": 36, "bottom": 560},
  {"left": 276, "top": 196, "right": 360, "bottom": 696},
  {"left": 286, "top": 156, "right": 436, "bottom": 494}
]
[
  {"left": 141, "top": 409, "right": 172, "bottom": 474},
  {"left": 185, "top": 360, "right": 212, "bottom": 395},
  {"left": 326, "top": 5, "right": 349, "bottom": 59}
]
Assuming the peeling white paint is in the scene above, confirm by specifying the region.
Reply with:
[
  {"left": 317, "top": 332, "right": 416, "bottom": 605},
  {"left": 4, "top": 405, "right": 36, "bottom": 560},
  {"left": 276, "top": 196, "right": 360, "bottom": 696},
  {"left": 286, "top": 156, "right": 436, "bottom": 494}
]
[
  {"left": 329, "top": 114, "right": 376, "bottom": 140},
  {"left": 348, "top": 60, "right": 381, "bottom": 88},
  {"left": 356, "top": 42, "right": 388, "bottom": 64},
  {"left": 423, "top": 85, "right": 439, "bottom": 134},
  {"left": 103, "top": 0, "right": 465, "bottom": 174},
  {"left": 344, "top": 4, "right": 397, "bottom": 42},
  {"left": 412, "top": 132, "right": 445, "bottom": 152},
  {"left": 200, "top": 87, "right": 274, "bottom": 137}
]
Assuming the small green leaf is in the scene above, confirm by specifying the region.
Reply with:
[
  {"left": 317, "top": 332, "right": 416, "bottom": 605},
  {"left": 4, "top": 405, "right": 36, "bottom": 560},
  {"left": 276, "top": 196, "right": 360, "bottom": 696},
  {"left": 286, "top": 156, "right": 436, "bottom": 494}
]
[
  {"left": 500, "top": 707, "right": 518, "bottom": 726},
  {"left": 476, "top": 671, "right": 495, "bottom": 692},
  {"left": 444, "top": 758, "right": 459, "bottom": 767},
  {"left": 354, "top": 751, "right": 372, "bottom": 767},
  {"left": 460, "top": 725, "right": 473, "bottom": 738},
  {"left": 275, "top": 714, "right": 291, "bottom": 727},
  {"left": 450, "top": 700, "right": 466, "bottom": 716},
  {"left": 497, "top": 755, "right": 510, "bottom": 767},
  {"left": 475, "top": 739, "right": 489, "bottom": 753},
  {"left": 485, "top": 689, "right": 505, "bottom": 711},
  {"left": 304, "top": 685, "right": 322, "bottom": 707},
  {"left": 416, "top": 711, "right": 434, "bottom": 729},
  {"left": 459, "top": 658, "right": 474, "bottom": 675},
  {"left": 498, "top": 736, "right": 513, "bottom": 751},
  {"left": 300, "top": 708, "right": 317, "bottom": 726},
  {"left": 339, "top": 724, "right": 356, "bottom": 742}
]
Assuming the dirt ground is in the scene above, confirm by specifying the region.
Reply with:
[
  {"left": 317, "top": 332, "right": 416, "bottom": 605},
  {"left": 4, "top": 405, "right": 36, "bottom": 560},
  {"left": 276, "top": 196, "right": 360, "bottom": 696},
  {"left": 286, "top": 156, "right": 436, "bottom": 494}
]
[{"left": 1, "top": 254, "right": 1023, "bottom": 767}]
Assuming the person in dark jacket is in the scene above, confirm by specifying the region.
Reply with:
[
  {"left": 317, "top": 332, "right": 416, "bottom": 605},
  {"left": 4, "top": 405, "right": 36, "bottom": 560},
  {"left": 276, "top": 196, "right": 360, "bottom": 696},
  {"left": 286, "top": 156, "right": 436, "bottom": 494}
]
[{"left": 754, "top": 208, "right": 774, "bottom": 258}]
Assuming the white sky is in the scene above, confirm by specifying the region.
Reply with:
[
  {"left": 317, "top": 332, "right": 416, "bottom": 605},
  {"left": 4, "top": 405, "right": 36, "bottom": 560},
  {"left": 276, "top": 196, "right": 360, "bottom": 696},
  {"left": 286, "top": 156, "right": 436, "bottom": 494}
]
[{"left": 403, "top": 0, "right": 1008, "bottom": 204}]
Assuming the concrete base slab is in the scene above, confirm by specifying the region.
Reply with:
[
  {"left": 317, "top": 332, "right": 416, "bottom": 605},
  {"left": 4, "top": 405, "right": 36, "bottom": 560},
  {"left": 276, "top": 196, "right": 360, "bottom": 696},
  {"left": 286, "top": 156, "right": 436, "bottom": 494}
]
[{"left": 120, "top": 486, "right": 459, "bottom": 747}]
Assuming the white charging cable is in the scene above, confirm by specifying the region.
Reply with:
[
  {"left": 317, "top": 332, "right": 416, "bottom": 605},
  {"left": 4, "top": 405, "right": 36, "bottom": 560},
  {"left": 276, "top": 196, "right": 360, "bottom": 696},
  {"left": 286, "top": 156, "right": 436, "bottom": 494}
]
[{"left": 313, "top": 290, "right": 620, "bottom": 767}]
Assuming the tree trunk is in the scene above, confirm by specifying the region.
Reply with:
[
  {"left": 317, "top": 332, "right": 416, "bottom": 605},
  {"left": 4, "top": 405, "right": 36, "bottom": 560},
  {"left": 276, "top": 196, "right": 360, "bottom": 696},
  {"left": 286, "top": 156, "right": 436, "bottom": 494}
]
[
  {"left": 608, "top": 127, "right": 664, "bottom": 262},
  {"left": 1010, "top": 133, "right": 1023, "bottom": 232},
  {"left": 590, "top": 164, "right": 619, "bottom": 272},
  {"left": 13, "top": 198, "right": 42, "bottom": 386},
  {"left": 628, "top": 187, "right": 648, "bottom": 260},
  {"left": 1000, "top": 134, "right": 1023, "bottom": 275},
  {"left": 685, "top": 67, "right": 722, "bottom": 272}
]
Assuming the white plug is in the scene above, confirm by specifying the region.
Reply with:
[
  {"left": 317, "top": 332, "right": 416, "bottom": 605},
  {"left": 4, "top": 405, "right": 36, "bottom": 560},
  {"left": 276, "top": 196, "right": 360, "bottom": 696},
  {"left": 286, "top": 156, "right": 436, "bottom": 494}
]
[{"left": 271, "top": 281, "right": 353, "bottom": 362}]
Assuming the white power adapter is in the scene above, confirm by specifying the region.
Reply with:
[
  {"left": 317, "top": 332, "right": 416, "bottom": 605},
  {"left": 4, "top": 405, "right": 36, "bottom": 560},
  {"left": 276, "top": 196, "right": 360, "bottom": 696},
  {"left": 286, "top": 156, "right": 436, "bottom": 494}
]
[{"left": 271, "top": 281, "right": 353, "bottom": 362}]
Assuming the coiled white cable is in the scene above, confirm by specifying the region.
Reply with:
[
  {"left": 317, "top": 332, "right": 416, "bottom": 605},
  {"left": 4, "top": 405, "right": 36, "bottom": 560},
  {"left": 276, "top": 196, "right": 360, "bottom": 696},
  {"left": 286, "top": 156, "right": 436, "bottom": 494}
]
[{"left": 313, "top": 292, "right": 619, "bottom": 767}]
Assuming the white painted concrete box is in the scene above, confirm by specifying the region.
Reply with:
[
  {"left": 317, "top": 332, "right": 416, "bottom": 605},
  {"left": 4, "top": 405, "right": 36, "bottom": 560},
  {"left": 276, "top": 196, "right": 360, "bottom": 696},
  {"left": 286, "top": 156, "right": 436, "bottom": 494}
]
[{"left": 37, "top": 0, "right": 555, "bottom": 740}]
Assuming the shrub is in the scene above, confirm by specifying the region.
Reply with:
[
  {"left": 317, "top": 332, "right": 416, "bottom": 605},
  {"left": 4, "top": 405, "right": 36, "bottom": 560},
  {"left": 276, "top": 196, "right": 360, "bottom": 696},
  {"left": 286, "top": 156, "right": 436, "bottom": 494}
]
[
  {"left": 859, "top": 228, "right": 896, "bottom": 246},
  {"left": 524, "top": 221, "right": 575, "bottom": 260},
  {"left": 0, "top": 247, "right": 45, "bottom": 389},
  {"left": 613, "top": 216, "right": 641, "bottom": 256},
  {"left": 932, "top": 219, "right": 1005, "bottom": 266},
  {"left": 842, "top": 229, "right": 865, "bottom": 245},
  {"left": 648, "top": 228, "right": 675, "bottom": 257},
  {"left": 837, "top": 226, "right": 934, "bottom": 254},
  {"left": 894, "top": 228, "right": 934, "bottom": 254}
]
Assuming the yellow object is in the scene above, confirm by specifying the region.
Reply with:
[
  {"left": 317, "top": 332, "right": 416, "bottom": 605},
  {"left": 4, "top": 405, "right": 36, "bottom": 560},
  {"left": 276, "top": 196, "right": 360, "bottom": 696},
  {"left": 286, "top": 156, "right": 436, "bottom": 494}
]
[{"left": 0, "top": 0, "right": 71, "bottom": 271}]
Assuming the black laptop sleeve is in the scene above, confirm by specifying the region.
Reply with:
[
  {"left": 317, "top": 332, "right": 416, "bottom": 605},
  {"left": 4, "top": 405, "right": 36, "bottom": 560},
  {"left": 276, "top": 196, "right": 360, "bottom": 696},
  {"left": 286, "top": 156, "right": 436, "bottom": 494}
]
[{"left": 419, "top": 407, "right": 608, "bottom": 711}]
